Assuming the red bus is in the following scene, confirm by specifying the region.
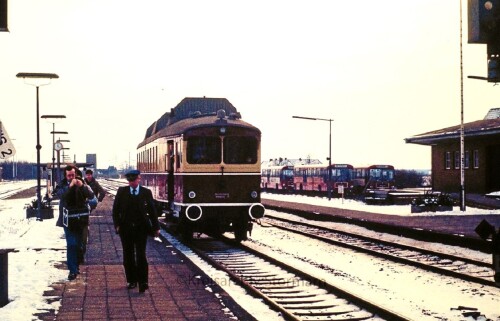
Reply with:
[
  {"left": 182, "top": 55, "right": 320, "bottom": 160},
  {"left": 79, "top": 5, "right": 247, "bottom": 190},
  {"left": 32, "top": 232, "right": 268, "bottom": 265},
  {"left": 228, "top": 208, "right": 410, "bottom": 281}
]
[
  {"left": 261, "top": 164, "right": 294, "bottom": 191},
  {"left": 353, "top": 164, "right": 395, "bottom": 191},
  {"left": 293, "top": 164, "right": 354, "bottom": 193}
]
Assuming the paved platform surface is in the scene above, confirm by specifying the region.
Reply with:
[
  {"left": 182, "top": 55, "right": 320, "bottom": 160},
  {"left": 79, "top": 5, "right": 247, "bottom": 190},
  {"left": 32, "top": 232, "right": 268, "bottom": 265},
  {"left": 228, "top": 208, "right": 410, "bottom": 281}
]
[
  {"left": 262, "top": 198, "right": 500, "bottom": 239},
  {"left": 38, "top": 197, "right": 254, "bottom": 321}
]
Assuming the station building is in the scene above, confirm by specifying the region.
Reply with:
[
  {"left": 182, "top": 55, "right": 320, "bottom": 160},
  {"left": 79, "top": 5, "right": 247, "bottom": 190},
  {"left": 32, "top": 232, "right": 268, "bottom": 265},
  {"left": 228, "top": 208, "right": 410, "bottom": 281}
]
[{"left": 405, "top": 108, "right": 500, "bottom": 194}]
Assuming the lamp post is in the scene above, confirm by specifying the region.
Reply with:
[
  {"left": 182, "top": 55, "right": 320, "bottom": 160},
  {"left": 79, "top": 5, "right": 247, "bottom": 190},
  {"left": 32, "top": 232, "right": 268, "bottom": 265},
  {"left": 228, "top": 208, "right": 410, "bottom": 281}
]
[
  {"left": 292, "top": 115, "right": 334, "bottom": 200},
  {"left": 41, "top": 115, "right": 66, "bottom": 187},
  {"left": 51, "top": 131, "right": 68, "bottom": 184},
  {"left": 16, "top": 72, "right": 59, "bottom": 221},
  {"left": 56, "top": 140, "right": 70, "bottom": 179},
  {"left": 62, "top": 147, "right": 71, "bottom": 164}
]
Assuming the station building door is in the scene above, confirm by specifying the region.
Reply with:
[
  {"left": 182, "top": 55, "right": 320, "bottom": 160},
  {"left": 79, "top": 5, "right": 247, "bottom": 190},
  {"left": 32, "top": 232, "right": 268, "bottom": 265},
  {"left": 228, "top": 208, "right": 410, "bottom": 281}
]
[{"left": 486, "top": 144, "right": 500, "bottom": 192}]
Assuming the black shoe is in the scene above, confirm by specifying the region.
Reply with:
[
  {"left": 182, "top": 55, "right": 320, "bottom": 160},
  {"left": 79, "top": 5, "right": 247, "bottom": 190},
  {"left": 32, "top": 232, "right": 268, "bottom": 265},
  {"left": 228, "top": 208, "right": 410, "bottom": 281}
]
[
  {"left": 68, "top": 273, "right": 77, "bottom": 281},
  {"left": 139, "top": 283, "right": 148, "bottom": 293},
  {"left": 127, "top": 282, "right": 137, "bottom": 289}
]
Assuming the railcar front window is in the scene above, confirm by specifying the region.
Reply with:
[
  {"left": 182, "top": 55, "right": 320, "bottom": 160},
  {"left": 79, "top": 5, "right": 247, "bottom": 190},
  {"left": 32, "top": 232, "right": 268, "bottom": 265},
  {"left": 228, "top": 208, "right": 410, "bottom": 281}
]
[
  {"left": 224, "top": 136, "right": 258, "bottom": 164},
  {"left": 187, "top": 137, "right": 221, "bottom": 164},
  {"left": 283, "top": 169, "right": 294, "bottom": 178}
]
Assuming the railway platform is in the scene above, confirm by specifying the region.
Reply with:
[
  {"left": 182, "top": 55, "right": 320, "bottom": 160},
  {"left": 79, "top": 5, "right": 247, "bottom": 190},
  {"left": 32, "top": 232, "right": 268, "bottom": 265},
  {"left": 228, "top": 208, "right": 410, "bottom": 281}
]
[
  {"left": 261, "top": 198, "right": 500, "bottom": 240},
  {"left": 38, "top": 197, "right": 255, "bottom": 321}
]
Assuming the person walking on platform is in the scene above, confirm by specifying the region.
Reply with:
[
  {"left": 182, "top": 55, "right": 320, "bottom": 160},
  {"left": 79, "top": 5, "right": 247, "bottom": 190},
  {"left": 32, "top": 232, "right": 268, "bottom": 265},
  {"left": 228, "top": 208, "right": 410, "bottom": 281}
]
[
  {"left": 55, "top": 165, "right": 95, "bottom": 281},
  {"left": 81, "top": 169, "right": 106, "bottom": 263},
  {"left": 112, "top": 170, "right": 160, "bottom": 293},
  {"left": 84, "top": 169, "right": 106, "bottom": 203}
]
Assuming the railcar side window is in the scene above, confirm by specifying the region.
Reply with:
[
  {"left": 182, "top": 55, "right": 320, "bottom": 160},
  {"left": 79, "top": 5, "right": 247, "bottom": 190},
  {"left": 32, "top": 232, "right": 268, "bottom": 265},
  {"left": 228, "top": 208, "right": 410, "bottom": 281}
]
[
  {"left": 187, "top": 137, "right": 221, "bottom": 164},
  {"left": 223, "top": 136, "right": 258, "bottom": 164}
]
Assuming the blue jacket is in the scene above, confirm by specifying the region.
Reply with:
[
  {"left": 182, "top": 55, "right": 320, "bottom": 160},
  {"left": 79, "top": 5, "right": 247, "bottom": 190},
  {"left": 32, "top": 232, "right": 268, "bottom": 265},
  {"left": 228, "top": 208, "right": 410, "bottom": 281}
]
[{"left": 55, "top": 178, "right": 95, "bottom": 227}]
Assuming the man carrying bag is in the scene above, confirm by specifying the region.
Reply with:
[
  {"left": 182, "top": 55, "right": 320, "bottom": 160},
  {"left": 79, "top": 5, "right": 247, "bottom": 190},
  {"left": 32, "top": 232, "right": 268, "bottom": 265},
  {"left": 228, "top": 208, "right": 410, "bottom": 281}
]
[{"left": 55, "top": 165, "right": 95, "bottom": 281}]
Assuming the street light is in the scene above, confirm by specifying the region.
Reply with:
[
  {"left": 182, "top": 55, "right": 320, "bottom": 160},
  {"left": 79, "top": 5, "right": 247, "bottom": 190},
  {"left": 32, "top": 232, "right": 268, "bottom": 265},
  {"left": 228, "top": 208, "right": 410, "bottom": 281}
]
[
  {"left": 55, "top": 139, "right": 70, "bottom": 183},
  {"left": 41, "top": 115, "right": 66, "bottom": 187},
  {"left": 51, "top": 131, "right": 68, "bottom": 184},
  {"left": 16, "top": 72, "right": 59, "bottom": 221},
  {"left": 292, "top": 115, "right": 334, "bottom": 200}
]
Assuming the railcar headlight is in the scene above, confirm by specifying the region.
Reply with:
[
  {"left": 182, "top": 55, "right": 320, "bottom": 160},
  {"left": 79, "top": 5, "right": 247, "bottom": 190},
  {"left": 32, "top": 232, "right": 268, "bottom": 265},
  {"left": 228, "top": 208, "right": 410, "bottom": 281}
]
[
  {"left": 250, "top": 191, "right": 258, "bottom": 199},
  {"left": 188, "top": 191, "right": 196, "bottom": 199}
]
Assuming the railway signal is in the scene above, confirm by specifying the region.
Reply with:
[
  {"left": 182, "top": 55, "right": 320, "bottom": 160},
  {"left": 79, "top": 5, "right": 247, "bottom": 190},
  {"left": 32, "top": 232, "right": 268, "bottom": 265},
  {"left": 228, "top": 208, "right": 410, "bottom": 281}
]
[
  {"left": 475, "top": 219, "right": 500, "bottom": 284},
  {"left": 469, "top": 0, "right": 500, "bottom": 82},
  {"left": 0, "top": 0, "right": 7, "bottom": 32}
]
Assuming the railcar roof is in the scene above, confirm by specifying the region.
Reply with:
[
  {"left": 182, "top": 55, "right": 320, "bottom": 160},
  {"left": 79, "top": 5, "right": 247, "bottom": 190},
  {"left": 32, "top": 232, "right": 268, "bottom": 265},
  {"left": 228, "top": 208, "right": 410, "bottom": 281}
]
[{"left": 137, "top": 97, "right": 259, "bottom": 148}]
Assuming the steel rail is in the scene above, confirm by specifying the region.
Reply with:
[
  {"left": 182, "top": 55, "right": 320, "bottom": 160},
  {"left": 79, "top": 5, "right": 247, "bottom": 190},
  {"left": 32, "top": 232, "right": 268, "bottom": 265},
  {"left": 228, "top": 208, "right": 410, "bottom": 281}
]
[
  {"left": 190, "top": 238, "right": 409, "bottom": 321},
  {"left": 265, "top": 214, "right": 497, "bottom": 288}
]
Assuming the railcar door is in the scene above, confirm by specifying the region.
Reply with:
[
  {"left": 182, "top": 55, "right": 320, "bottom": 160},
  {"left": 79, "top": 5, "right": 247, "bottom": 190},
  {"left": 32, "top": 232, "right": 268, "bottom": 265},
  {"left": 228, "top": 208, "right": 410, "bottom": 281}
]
[{"left": 167, "top": 141, "right": 175, "bottom": 206}]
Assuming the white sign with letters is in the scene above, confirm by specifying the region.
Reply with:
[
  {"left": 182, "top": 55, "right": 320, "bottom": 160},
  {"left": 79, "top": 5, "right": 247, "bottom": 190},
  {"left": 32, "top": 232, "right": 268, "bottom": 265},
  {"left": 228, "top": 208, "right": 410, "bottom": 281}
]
[{"left": 0, "top": 120, "right": 16, "bottom": 160}]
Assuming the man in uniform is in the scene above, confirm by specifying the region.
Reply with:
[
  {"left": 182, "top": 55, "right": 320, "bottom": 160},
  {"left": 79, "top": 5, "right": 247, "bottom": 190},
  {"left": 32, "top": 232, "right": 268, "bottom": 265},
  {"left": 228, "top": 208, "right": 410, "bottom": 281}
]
[{"left": 112, "top": 170, "right": 160, "bottom": 292}]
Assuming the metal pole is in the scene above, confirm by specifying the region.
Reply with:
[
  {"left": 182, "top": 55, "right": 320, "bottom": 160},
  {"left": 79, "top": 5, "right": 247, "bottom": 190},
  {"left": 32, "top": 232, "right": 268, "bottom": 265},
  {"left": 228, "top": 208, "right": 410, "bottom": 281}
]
[
  {"left": 52, "top": 123, "right": 55, "bottom": 187},
  {"left": 57, "top": 150, "right": 60, "bottom": 184},
  {"left": 327, "top": 119, "right": 332, "bottom": 200},
  {"left": 292, "top": 115, "right": 334, "bottom": 200},
  {"left": 459, "top": 0, "right": 466, "bottom": 211},
  {"left": 35, "top": 86, "right": 42, "bottom": 221}
]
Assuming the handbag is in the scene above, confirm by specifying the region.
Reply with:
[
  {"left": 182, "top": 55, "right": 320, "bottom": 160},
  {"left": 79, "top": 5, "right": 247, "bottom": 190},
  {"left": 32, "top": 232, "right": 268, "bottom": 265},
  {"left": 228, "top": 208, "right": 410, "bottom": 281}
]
[{"left": 63, "top": 206, "right": 90, "bottom": 231}]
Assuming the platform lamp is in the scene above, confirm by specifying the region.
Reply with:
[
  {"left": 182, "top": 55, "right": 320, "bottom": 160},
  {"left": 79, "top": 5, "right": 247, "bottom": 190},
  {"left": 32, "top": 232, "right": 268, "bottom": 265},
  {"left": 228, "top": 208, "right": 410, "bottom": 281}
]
[
  {"left": 61, "top": 147, "right": 71, "bottom": 164},
  {"left": 16, "top": 72, "right": 59, "bottom": 221},
  {"left": 56, "top": 139, "right": 70, "bottom": 182},
  {"left": 292, "top": 115, "right": 334, "bottom": 200},
  {"left": 41, "top": 115, "right": 66, "bottom": 187},
  {"left": 51, "top": 131, "right": 68, "bottom": 182}
]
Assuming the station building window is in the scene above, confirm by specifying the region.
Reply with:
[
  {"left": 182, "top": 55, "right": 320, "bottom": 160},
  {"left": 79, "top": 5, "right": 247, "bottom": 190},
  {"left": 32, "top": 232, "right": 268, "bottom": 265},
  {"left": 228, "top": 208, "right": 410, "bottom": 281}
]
[
  {"left": 454, "top": 151, "right": 460, "bottom": 169},
  {"left": 464, "top": 150, "right": 470, "bottom": 169},
  {"left": 445, "top": 151, "right": 451, "bottom": 169},
  {"left": 473, "top": 149, "right": 479, "bottom": 169}
]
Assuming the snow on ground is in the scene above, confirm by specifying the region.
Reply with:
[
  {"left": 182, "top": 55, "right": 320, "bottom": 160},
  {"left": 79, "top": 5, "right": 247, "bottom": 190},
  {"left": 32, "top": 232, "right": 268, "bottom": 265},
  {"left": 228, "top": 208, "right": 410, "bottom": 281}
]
[
  {"left": 247, "top": 222, "right": 500, "bottom": 321},
  {"left": 261, "top": 192, "right": 500, "bottom": 216},
  {"left": 0, "top": 180, "right": 499, "bottom": 320},
  {"left": 0, "top": 180, "right": 66, "bottom": 321}
]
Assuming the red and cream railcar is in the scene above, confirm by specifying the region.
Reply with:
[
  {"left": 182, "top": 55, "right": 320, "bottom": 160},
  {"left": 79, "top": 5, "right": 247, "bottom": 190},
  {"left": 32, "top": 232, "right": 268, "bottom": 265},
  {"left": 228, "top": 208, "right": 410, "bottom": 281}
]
[{"left": 137, "top": 97, "right": 265, "bottom": 241}]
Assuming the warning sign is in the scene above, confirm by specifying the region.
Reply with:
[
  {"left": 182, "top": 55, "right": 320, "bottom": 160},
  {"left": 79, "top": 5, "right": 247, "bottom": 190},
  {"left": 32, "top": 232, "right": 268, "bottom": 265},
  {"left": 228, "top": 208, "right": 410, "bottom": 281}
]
[{"left": 0, "top": 120, "right": 16, "bottom": 160}]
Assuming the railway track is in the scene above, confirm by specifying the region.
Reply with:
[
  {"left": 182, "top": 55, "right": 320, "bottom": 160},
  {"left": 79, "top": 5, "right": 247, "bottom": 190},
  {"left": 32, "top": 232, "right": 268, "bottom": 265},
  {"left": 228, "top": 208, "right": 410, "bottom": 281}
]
[
  {"left": 189, "top": 238, "right": 408, "bottom": 321},
  {"left": 99, "top": 178, "right": 121, "bottom": 195},
  {"left": 0, "top": 184, "right": 34, "bottom": 200},
  {"left": 263, "top": 213, "right": 497, "bottom": 287}
]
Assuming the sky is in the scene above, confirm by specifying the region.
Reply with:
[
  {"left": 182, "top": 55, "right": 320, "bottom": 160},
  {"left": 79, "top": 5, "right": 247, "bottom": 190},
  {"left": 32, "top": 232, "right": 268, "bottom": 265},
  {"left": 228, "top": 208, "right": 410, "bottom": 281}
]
[
  {"left": 1, "top": 0, "right": 500, "bottom": 170},
  {"left": 1, "top": 180, "right": 498, "bottom": 320}
]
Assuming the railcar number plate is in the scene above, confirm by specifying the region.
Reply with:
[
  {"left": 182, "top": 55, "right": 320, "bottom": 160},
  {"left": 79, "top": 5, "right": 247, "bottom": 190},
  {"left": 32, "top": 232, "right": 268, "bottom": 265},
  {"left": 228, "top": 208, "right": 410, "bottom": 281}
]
[{"left": 214, "top": 193, "right": 230, "bottom": 199}]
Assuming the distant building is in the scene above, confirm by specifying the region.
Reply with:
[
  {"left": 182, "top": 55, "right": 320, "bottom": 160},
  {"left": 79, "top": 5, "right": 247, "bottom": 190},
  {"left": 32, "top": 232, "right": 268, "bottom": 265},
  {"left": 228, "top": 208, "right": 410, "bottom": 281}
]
[
  {"left": 86, "top": 154, "right": 97, "bottom": 170},
  {"left": 262, "top": 158, "right": 322, "bottom": 167},
  {"left": 405, "top": 108, "right": 500, "bottom": 194}
]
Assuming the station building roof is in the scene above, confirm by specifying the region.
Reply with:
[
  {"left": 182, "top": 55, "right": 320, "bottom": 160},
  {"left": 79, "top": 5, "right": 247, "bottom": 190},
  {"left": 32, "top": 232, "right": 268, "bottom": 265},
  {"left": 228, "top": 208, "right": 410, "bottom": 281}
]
[{"left": 405, "top": 108, "right": 500, "bottom": 146}]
